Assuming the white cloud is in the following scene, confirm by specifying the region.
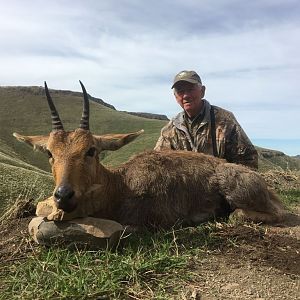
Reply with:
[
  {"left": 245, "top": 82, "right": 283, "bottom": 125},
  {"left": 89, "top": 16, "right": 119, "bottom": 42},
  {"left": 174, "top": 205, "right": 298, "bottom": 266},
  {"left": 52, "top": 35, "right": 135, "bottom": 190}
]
[{"left": 0, "top": 0, "right": 299, "bottom": 153}]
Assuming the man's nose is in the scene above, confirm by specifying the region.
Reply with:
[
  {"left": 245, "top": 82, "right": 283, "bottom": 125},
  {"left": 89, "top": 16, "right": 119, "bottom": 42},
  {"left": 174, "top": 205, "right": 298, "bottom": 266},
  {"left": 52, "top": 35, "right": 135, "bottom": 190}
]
[{"left": 183, "top": 92, "right": 191, "bottom": 99}]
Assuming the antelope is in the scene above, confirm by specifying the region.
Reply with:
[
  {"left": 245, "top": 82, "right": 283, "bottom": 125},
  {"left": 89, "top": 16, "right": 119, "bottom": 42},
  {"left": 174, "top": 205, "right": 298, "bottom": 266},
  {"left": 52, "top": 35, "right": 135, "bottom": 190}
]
[{"left": 13, "top": 82, "right": 285, "bottom": 228}]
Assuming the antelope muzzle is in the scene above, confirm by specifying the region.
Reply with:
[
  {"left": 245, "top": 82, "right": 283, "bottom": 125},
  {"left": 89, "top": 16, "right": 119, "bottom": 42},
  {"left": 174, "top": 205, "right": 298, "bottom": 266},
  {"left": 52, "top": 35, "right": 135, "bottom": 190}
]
[{"left": 54, "top": 184, "right": 77, "bottom": 212}]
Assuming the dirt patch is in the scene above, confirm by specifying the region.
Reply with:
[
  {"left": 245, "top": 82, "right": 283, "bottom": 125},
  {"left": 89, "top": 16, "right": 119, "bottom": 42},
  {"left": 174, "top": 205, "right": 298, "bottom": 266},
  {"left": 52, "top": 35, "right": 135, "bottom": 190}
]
[
  {"left": 181, "top": 216, "right": 300, "bottom": 300},
  {"left": 0, "top": 217, "right": 38, "bottom": 262},
  {"left": 261, "top": 170, "right": 300, "bottom": 191},
  {"left": 214, "top": 223, "right": 300, "bottom": 275},
  {"left": 0, "top": 198, "right": 38, "bottom": 262},
  {"left": 185, "top": 253, "right": 299, "bottom": 300}
]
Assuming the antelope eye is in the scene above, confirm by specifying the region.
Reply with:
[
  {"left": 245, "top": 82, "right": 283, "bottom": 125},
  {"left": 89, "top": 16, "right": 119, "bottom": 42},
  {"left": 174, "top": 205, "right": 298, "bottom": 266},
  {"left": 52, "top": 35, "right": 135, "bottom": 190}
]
[
  {"left": 46, "top": 150, "right": 53, "bottom": 158},
  {"left": 86, "top": 147, "right": 96, "bottom": 157}
]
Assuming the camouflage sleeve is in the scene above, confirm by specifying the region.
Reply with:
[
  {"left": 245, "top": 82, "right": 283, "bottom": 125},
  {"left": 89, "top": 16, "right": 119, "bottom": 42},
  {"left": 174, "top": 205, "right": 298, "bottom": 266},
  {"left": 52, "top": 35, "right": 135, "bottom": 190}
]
[
  {"left": 154, "top": 121, "right": 175, "bottom": 151},
  {"left": 225, "top": 114, "right": 258, "bottom": 170}
]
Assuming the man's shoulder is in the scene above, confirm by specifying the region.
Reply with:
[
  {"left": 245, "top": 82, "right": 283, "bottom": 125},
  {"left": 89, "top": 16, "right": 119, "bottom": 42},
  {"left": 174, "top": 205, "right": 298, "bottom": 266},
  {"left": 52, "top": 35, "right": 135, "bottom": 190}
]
[
  {"left": 167, "top": 111, "right": 185, "bottom": 128},
  {"left": 160, "top": 112, "right": 185, "bottom": 134},
  {"left": 171, "top": 111, "right": 185, "bottom": 122},
  {"left": 160, "top": 118, "right": 176, "bottom": 133},
  {"left": 212, "top": 105, "right": 236, "bottom": 121}
]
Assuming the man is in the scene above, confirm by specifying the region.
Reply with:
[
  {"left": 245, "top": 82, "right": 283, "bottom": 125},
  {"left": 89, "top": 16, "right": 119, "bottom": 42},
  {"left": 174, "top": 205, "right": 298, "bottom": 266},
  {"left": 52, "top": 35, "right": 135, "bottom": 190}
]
[{"left": 154, "top": 70, "right": 258, "bottom": 169}]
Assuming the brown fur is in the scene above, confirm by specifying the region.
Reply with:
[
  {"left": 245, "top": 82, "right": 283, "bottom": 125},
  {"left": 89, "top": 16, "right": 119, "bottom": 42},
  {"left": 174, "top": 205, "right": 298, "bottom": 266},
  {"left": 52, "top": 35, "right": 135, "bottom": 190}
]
[{"left": 14, "top": 129, "right": 286, "bottom": 229}]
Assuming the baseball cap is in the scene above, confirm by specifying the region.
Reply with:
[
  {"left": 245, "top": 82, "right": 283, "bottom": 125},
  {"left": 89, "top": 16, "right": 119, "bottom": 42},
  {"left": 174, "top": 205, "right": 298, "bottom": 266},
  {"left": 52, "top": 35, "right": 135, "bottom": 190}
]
[{"left": 171, "top": 70, "right": 202, "bottom": 89}]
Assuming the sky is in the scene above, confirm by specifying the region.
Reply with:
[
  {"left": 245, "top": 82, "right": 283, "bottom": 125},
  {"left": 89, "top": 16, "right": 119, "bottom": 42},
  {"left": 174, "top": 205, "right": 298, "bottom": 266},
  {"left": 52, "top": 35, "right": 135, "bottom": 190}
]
[{"left": 0, "top": 0, "right": 299, "bottom": 155}]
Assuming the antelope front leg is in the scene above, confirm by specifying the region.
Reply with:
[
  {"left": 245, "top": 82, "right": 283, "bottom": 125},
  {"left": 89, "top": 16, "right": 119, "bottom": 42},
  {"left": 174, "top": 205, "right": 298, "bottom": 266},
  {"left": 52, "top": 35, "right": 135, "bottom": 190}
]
[
  {"left": 35, "top": 184, "right": 105, "bottom": 221},
  {"left": 36, "top": 196, "right": 78, "bottom": 221},
  {"left": 36, "top": 196, "right": 57, "bottom": 218},
  {"left": 53, "top": 184, "right": 106, "bottom": 220}
]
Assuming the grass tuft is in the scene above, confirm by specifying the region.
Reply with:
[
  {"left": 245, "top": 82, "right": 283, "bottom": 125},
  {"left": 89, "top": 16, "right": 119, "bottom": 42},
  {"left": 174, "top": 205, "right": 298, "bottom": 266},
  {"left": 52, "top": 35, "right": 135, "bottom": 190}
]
[
  {"left": 279, "top": 189, "right": 300, "bottom": 208},
  {"left": 0, "top": 224, "right": 228, "bottom": 299}
]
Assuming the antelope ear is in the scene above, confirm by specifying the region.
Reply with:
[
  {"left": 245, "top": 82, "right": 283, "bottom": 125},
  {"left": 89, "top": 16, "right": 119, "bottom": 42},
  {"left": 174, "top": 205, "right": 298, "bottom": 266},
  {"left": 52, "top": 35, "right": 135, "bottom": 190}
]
[
  {"left": 13, "top": 133, "right": 49, "bottom": 152},
  {"left": 93, "top": 130, "right": 144, "bottom": 151}
]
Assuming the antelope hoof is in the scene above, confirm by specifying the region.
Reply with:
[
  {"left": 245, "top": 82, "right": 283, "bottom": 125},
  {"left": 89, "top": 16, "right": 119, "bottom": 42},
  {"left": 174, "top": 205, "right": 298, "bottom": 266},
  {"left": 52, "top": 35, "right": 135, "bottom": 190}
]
[
  {"left": 36, "top": 197, "right": 56, "bottom": 218},
  {"left": 229, "top": 209, "right": 248, "bottom": 224},
  {"left": 47, "top": 209, "right": 65, "bottom": 221}
]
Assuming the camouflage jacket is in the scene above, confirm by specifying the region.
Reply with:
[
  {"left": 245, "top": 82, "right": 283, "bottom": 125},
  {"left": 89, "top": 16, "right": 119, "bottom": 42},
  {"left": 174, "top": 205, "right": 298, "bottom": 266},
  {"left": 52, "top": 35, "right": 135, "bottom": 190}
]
[{"left": 154, "top": 99, "right": 258, "bottom": 169}]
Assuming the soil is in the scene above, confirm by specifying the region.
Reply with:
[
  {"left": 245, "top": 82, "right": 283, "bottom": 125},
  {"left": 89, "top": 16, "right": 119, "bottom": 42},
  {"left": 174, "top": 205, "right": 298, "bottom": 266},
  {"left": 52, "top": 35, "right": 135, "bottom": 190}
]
[
  {"left": 1, "top": 171, "right": 300, "bottom": 300},
  {"left": 182, "top": 213, "right": 300, "bottom": 300}
]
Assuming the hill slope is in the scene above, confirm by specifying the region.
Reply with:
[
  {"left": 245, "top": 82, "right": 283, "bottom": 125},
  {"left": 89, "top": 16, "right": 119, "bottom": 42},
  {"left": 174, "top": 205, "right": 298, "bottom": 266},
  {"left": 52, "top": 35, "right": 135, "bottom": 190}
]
[{"left": 0, "top": 86, "right": 167, "bottom": 170}]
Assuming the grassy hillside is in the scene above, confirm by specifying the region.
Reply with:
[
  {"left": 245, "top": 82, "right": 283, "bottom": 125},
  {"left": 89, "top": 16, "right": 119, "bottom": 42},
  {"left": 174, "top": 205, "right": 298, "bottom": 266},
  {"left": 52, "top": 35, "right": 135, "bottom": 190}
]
[
  {"left": 0, "top": 162, "right": 53, "bottom": 212},
  {"left": 0, "top": 86, "right": 167, "bottom": 170}
]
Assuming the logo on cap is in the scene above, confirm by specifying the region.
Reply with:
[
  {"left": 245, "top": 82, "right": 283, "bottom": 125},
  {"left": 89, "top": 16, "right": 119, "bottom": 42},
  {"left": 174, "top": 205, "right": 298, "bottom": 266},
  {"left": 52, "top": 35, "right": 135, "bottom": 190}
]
[{"left": 177, "top": 71, "right": 188, "bottom": 78}]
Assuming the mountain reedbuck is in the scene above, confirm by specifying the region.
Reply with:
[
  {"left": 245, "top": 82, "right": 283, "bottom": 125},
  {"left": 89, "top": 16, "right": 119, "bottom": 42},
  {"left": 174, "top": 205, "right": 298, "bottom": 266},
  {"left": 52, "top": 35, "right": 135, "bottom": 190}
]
[{"left": 13, "top": 82, "right": 285, "bottom": 228}]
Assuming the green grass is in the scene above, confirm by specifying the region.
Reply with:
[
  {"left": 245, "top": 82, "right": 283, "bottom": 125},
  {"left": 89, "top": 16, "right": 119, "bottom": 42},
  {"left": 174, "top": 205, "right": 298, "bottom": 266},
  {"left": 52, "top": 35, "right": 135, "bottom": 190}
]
[
  {"left": 0, "top": 162, "right": 53, "bottom": 213},
  {"left": 279, "top": 189, "right": 300, "bottom": 208},
  {"left": 0, "top": 225, "right": 223, "bottom": 300}
]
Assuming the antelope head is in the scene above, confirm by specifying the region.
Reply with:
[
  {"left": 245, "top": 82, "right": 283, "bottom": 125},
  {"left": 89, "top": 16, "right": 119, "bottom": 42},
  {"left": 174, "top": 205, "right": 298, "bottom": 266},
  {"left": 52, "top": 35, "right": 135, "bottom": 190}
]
[{"left": 13, "top": 81, "right": 143, "bottom": 213}]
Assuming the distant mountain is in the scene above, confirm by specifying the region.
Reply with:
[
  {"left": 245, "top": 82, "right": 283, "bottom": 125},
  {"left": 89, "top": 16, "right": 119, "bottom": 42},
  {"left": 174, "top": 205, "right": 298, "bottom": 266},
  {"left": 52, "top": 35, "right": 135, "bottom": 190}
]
[
  {"left": 121, "top": 111, "right": 169, "bottom": 121},
  {"left": 3, "top": 85, "right": 117, "bottom": 110},
  {"left": 256, "top": 146, "right": 300, "bottom": 171},
  {"left": 2, "top": 86, "right": 166, "bottom": 121},
  {"left": 86, "top": 94, "right": 116, "bottom": 110},
  {"left": 90, "top": 97, "right": 169, "bottom": 121}
]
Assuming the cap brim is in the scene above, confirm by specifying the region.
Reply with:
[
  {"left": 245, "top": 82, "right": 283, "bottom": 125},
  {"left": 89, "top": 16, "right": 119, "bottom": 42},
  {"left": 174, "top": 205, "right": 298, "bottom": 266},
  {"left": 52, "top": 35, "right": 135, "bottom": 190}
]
[{"left": 171, "top": 79, "right": 200, "bottom": 89}]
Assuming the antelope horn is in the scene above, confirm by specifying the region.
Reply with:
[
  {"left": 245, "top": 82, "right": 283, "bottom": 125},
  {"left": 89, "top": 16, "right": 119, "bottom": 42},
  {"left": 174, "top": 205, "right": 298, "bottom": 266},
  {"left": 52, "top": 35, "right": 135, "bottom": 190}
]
[
  {"left": 79, "top": 80, "right": 90, "bottom": 130},
  {"left": 44, "top": 82, "right": 64, "bottom": 131}
]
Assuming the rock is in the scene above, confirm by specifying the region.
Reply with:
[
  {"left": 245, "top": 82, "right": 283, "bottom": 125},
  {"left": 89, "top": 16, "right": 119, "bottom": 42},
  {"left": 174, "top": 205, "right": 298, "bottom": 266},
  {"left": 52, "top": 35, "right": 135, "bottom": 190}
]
[{"left": 28, "top": 217, "right": 124, "bottom": 249}]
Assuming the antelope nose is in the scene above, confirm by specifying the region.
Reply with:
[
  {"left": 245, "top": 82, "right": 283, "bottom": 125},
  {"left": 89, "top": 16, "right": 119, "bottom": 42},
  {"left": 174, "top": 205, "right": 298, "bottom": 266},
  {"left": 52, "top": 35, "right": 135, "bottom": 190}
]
[
  {"left": 54, "top": 185, "right": 75, "bottom": 201},
  {"left": 54, "top": 185, "right": 76, "bottom": 212}
]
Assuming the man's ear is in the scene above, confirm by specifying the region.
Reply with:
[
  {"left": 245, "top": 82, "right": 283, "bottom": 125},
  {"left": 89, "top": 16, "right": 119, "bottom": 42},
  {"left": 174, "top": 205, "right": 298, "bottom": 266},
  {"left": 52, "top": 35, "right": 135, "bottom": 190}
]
[
  {"left": 93, "top": 130, "right": 144, "bottom": 151},
  {"left": 13, "top": 133, "right": 49, "bottom": 152},
  {"left": 200, "top": 85, "right": 206, "bottom": 98}
]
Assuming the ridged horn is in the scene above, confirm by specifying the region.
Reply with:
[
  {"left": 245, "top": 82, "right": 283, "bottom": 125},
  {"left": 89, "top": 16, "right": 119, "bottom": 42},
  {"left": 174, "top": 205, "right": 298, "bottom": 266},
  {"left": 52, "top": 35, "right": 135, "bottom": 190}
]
[
  {"left": 79, "top": 80, "right": 89, "bottom": 130},
  {"left": 44, "top": 82, "right": 64, "bottom": 131}
]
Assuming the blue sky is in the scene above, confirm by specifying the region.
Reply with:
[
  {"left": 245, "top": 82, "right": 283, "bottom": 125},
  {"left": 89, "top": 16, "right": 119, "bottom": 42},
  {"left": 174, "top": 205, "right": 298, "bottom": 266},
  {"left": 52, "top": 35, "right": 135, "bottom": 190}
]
[{"left": 0, "top": 0, "right": 299, "bottom": 155}]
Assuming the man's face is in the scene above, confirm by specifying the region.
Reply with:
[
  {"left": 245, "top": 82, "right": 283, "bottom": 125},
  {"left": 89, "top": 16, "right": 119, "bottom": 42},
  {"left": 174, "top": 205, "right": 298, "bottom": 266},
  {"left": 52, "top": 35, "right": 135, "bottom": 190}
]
[{"left": 173, "top": 81, "right": 205, "bottom": 118}]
